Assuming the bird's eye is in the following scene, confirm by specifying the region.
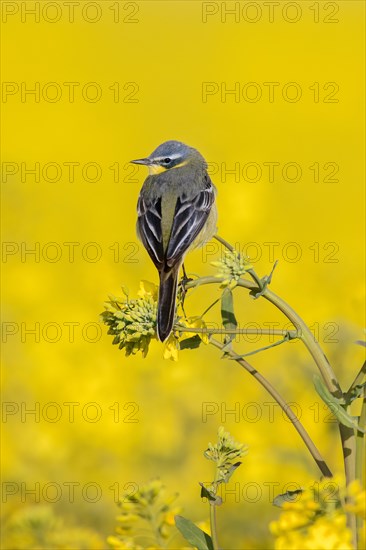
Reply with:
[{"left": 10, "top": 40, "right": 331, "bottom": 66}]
[{"left": 163, "top": 158, "right": 171, "bottom": 164}]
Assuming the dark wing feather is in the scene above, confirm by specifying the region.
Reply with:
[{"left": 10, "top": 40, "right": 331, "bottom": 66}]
[
  {"left": 137, "top": 195, "right": 164, "bottom": 269},
  {"left": 166, "top": 176, "right": 215, "bottom": 268}
]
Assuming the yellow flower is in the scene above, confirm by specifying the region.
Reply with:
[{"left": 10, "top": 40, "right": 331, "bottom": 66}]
[
  {"left": 270, "top": 476, "right": 363, "bottom": 550},
  {"left": 162, "top": 511, "right": 176, "bottom": 527},
  {"left": 273, "top": 514, "right": 354, "bottom": 550},
  {"left": 163, "top": 334, "right": 180, "bottom": 361},
  {"left": 180, "top": 316, "right": 209, "bottom": 344},
  {"left": 116, "top": 513, "right": 140, "bottom": 523},
  {"left": 107, "top": 535, "right": 142, "bottom": 549},
  {"left": 101, "top": 282, "right": 158, "bottom": 357},
  {"left": 345, "top": 480, "right": 366, "bottom": 519},
  {"left": 306, "top": 514, "right": 353, "bottom": 550}
]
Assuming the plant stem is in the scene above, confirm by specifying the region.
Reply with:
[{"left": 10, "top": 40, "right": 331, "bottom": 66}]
[
  {"left": 339, "top": 422, "right": 357, "bottom": 548},
  {"left": 253, "top": 283, "right": 358, "bottom": 543},
  {"left": 355, "top": 388, "right": 366, "bottom": 548},
  {"left": 209, "top": 504, "right": 220, "bottom": 550},
  {"left": 261, "top": 288, "right": 341, "bottom": 396},
  {"left": 209, "top": 337, "right": 332, "bottom": 478},
  {"left": 213, "top": 235, "right": 341, "bottom": 396},
  {"left": 185, "top": 276, "right": 341, "bottom": 394},
  {"left": 186, "top": 247, "right": 358, "bottom": 539},
  {"left": 356, "top": 386, "right": 366, "bottom": 484},
  {"left": 346, "top": 361, "right": 366, "bottom": 400},
  {"left": 214, "top": 234, "right": 235, "bottom": 252},
  {"left": 253, "top": 287, "right": 357, "bottom": 545},
  {"left": 175, "top": 326, "right": 297, "bottom": 338}
]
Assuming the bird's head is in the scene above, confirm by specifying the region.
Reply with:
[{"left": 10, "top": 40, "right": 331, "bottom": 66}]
[{"left": 130, "top": 140, "right": 205, "bottom": 175}]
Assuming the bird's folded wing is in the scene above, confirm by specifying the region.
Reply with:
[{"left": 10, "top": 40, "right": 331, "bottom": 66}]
[
  {"left": 166, "top": 178, "right": 215, "bottom": 267},
  {"left": 137, "top": 176, "right": 215, "bottom": 272},
  {"left": 137, "top": 196, "right": 164, "bottom": 269}
]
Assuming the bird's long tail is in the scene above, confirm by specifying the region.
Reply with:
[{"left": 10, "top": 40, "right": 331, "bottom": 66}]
[{"left": 157, "top": 269, "right": 179, "bottom": 342}]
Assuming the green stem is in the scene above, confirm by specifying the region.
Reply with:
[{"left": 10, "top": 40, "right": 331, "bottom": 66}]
[
  {"left": 261, "top": 288, "right": 341, "bottom": 396},
  {"left": 187, "top": 243, "right": 358, "bottom": 538},
  {"left": 213, "top": 235, "right": 341, "bottom": 395},
  {"left": 247, "top": 268, "right": 265, "bottom": 291},
  {"left": 185, "top": 276, "right": 341, "bottom": 395},
  {"left": 214, "top": 234, "right": 235, "bottom": 252},
  {"left": 355, "top": 388, "right": 366, "bottom": 549},
  {"left": 209, "top": 503, "right": 220, "bottom": 550},
  {"left": 256, "top": 286, "right": 357, "bottom": 543},
  {"left": 175, "top": 326, "right": 297, "bottom": 338},
  {"left": 346, "top": 361, "right": 366, "bottom": 400},
  {"left": 339, "top": 422, "right": 357, "bottom": 548},
  {"left": 209, "top": 337, "right": 332, "bottom": 478},
  {"left": 258, "top": 288, "right": 357, "bottom": 545},
  {"left": 184, "top": 277, "right": 334, "bottom": 476},
  {"left": 199, "top": 297, "right": 221, "bottom": 319},
  {"left": 233, "top": 334, "right": 293, "bottom": 358},
  {"left": 151, "top": 512, "right": 167, "bottom": 549},
  {"left": 356, "top": 386, "right": 366, "bottom": 484}
]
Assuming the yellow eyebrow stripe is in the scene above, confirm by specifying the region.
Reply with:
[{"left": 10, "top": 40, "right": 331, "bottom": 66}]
[{"left": 172, "top": 160, "right": 188, "bottom": 169}]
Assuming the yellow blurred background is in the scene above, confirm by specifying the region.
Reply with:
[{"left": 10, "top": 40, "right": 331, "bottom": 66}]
[{"left": 1, "top": 1, "right": 365, "bottom": 548}]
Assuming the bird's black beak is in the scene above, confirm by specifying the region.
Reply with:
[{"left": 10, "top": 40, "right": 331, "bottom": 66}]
[{"left": 130, "top": 157, "right": 152, "bottom": 165}]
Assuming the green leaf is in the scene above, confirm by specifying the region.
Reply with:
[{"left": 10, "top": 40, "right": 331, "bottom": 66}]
[
  {"left": 174, "top": 515, "right": 214, "bottom": 550},
  {"left": 273, "top": 489, "right": 303, "bottom": 507},
  {"left": 180, "top": 335, "right": 202, "bottom": 350},
  {"left": 313, "top": 375, "right": 366, "bottom": 433},
  {"left": 221, "top": 288, "right": 237, "bottom": 344},
  {"left": 199, "top": 484, "right": 222, "bottom": 505},
  {"left": 199, "top": 484, "right": 216, "bottom": 502}
]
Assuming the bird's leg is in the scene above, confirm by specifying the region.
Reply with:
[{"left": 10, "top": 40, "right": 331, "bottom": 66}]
[{"left": 178, "top": 263, "right": 192, "bottom": 317}]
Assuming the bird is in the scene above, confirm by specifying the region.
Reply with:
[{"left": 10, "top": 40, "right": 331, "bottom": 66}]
[{"left": 131, "top": 140, "right": 217, "bottom": 342}]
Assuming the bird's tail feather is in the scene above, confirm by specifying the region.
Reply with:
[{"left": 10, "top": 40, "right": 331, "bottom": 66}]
[{"left": 157, "top": 270, "right": 178, "bottom": 342}]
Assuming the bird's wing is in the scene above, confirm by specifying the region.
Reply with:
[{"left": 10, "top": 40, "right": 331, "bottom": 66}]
[
  {"left": 166, "top": 175, "right": 215, "bottom": 268},
  {"left": 137, "top": 195, "right": 164, "bottom": 270}
]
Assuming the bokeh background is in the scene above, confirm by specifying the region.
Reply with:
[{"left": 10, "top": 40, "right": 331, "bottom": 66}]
[{"left": 1, "top": 1, "right": 365, "bottom": 548}]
